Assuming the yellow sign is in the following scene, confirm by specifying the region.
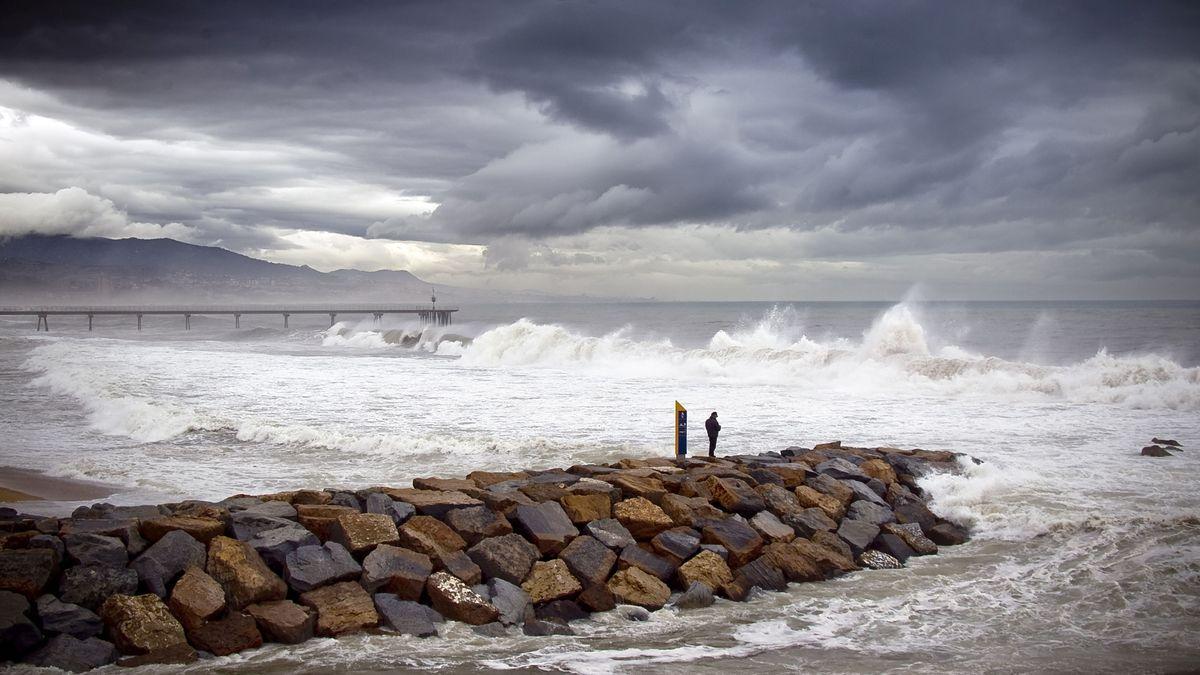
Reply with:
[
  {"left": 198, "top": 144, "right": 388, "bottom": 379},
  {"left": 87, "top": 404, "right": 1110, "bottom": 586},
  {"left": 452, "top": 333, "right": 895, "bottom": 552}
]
[{"left": 675, "top": 401, "right": 687, "bottom": 457}]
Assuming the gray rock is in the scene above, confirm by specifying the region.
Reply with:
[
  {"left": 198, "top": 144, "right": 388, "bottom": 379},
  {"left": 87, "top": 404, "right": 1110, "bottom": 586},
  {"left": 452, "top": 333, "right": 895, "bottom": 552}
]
[
  {"left": 0, "top": 590, "right": 42, "bottom": 660},
  {"left": 130, "top": 529, "right": 207, "bottom": 597},
  {"left": 782, "top": 508, "right": 837, "bottom": 538},
  {"left": 25, "top": 635, "right": 118, "bottom": 672},
  {"left": 108, "top": 505, "right": 168, "bottom": 520},
  {"left": 927, "top": 521, "right": 969, "bottom": 546},
  {"left": 673, "top": 581, "right": 715, "bottom": 609},
  {"left": 512, "top": 501, "right": 578, "bottom": 555},
  {"left": 866, "top": 478, "right": 887, "bottom": 497},
  {"left": 485, "top": 578, "right": 532, "bottom": 626},
  {"left": 873, "top": 533, "right": 915, "bottom": 563},
  {"left": 559, "top": 535, "right": 618, "bottom": 587},
  {"left": 35, "top": 595, "right": 102, "bottom": 638},
  {"left": 586, "top": 518, "right": 636, "bottom": 550},
  {"left": 360, "top": 545, "right": 432, "bottom": 598},
  {"left": 28, "top": 534, "right": 65, "bottom": 563},
  {"left": 218, "top": 497, "right": 266, "bottom": 512},
  {"left": 58, "top": 565, "right": 138, "bottom": 611},
  {"left": 63, "top": 533, "right": 128, "bottom": 568},
  {"left": 329, "top": 492, "right": 362, "bottom": 511},
  {"left": 284, "top": 542, "right": 362, "bottom": 593},
  {"left": 250, "top": 525, "right": 320, "bottom": 573},
  {"left": 622, "top": 606, "right": 651, "bottom": 621},
  {"left": 522, "top": 618, "right": 573, "bottom": 636},
  {"left": 618, "top": 544, "right": 676, "bottom": 582},
  {"left": 535, "top": 599, "right": 588, "bottom": 624},
  {"left": 836, "top": 519, "right": 881, "bottom": 557},
  {"left": 373, "top": 594, "right": 439, "bottom": 637},
  {"left": 467, "top": 533, "right": 541, "bottom": 585},
  {"left": 814, "top": 458, "right": 869, "bottom": 482},
  {"left": 883, "top": 522, "right": 938, "bottom": 555},
  {"left": 858, "top": 550, "right": 903, "bottom": 570},
  {"left": 652, "top": 529, "right": 700, "bottom": 560},
  {"left": 894, "top": 501, "right": 938, "bottom": 533},
  {"left": 232, "top": 513, "right": 303, "bottom": 541},
  {"left": 846, "top": 501, "right": 896, "bottom": 526},
  {"left": 732, "top": 558, "right": 787, "bottom": 593},
  {"left": 699, "top": 544, "right": 728, "bottom": 561},
  {"left": 843, "top": 479, "right": 890, "bottom": 507},
  {"left": 1140, "top": 445, "right": 1173, "bottom": 457},
  {"left": 238, "top": 501, "right": 297, "bottom": 519},
  {"left": 474, "top": 621, "right": 511, "bottom": 637},
  {"left": 365, "top": 493, "right": 416, "bottom": 526}
]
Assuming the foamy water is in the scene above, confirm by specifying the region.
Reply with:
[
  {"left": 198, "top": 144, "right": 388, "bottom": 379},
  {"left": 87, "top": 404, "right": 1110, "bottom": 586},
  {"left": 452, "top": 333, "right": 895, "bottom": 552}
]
[{"left": 1, "top": 300, "right": 1197, "bottom": 673}]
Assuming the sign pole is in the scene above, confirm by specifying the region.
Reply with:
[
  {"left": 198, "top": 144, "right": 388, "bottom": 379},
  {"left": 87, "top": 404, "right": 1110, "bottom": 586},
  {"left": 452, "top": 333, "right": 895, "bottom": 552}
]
[{"left": 674, "top": 401, "right": 687, "bottom": 458}]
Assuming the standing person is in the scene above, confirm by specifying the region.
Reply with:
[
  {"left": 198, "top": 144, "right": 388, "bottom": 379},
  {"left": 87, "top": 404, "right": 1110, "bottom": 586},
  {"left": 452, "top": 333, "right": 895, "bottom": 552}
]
[{"left": 705, "top": 411, "right": 720, "bottom": 457}]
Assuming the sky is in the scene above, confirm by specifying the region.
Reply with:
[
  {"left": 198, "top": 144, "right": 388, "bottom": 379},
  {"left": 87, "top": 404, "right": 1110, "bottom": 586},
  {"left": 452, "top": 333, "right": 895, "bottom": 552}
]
[{"left": 0, "top": 1, "right": 1197, "bottom": 300}]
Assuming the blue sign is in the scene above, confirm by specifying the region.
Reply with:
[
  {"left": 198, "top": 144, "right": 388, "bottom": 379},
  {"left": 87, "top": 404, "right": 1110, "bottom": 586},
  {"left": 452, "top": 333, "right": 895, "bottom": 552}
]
[{"left": 675, "top": 401, "right": 687, "bottom": 456}]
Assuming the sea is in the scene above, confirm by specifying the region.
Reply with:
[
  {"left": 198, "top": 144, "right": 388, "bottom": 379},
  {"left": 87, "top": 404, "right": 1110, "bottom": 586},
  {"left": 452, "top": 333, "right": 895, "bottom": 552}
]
[{"left": 1, "top": 299, "right": 1198, "bottom": 674}]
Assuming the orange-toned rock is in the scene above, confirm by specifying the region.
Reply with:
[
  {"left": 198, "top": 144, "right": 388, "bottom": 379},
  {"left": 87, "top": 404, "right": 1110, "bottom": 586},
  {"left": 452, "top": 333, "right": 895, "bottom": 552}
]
[
  {"left": 521, "top": 559, "right": 582, "bottom": 604},
  {"left": 299, "top": 581, "right": 379, "bottom": 637},
  {"left": 613, "top": 498, "right": 673, "bottom": 541},
  {"left": 99, "top": 594, "right": 187, "bottom": 655},
  {"left": 676, "top": 549, "right": 733, "bottom": 592},
  {"left": 296, "top": 505, "right": 359, "bottom": 541},
  {"left": 167, "top": 567, "right": 224, "bottom": 631},
  {"left": 205, "top": 536, "right": 287, "bottom": 610},
  {"left": 330, "top": 513, "right": 399, "bottom": 555},
  {"left": 859, "top": 459, "right": 898, "bottom": 485},
  {"left": 607, "top": 567, "right": 670, "bottom": 610},
  {"left": 139, "top": 517, "right": 225, "bottom": 545},
  {"left": 794, "top": 486, "right": 846, "bottom": 521},
  {"left": 396, "top": 516, "right": 466, "bottom": 562},
  {"left": 559, "top": 494, "right": 611, "bottom": 524}
]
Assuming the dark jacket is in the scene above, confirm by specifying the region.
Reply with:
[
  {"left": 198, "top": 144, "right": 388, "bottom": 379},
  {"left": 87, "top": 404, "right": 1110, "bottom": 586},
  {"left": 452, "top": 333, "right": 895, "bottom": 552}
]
[{"left": 705, "top": 416, "right": 721, "bottom": 438}]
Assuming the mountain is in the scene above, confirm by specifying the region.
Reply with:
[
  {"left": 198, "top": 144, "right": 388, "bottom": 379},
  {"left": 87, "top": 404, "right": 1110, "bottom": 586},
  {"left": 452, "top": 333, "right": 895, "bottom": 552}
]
[{"left": 0, "top": 234, "right": 441, "bottom": 304}]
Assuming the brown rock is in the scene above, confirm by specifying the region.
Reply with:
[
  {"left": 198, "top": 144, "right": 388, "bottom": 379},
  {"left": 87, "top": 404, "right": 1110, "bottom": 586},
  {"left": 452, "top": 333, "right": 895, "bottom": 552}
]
[
  {"left": 479, "top": 490, "right": 536, "bottom": 517},
  {"left": 607, "top": 568, "right": 670, "bottom": 611},
  {"left": 700, "top": 518, "right": 764, "bottom": 569},
  {"left": 467, "top": 534, "right": 541, "bottom": 584},
  {"left": 613, "top": 497, "right": 674, "bottom": 541},
  {"left": 559, "top": 494, "right": 612, "bottom": 524},
  {"left": 444, "top": 506, "right": 513, "bottom": 546},
  {"left": 425, "top": 571, "right": 499, "bottom": 625},
  {"left": 440, "top": 549, "right": 483, "bottom": 585},
  {"left": 512, "top": 501, "right": 578, "bottom": 555},
  {"left": 750, "top": 511, "right": 796, "bottom": 544},
  {"left": 360, "top": 544, "right": 432, "bottom": 599},
  {"left": 330, "top": 513, "right": 399, "bottom": 555},
  {"left": 791, "top": 538, "right": 857, "bottom": 576},
  {"left": 467, "top": 470, "right": 530, "bottom": 489},
  {"left": 618, "top": 544, "right": 676, "bottom": 581},
  {"left": 521, "top": 559, "right": 582, "bottom": 604},
  {"left": 603, "top": 474, "right": 667, "bottom": 504},
  {"left": 859, "top": 459, "right": 898, "bottom": 485},
  {"left": 519, "top": 481, "right": 573, "bottom": 503},
  {"left": 805, "top": 474, "right": 855, "bottom": 507},
  {"left": 205, "top": 536, "right": 287, "bottom": 610},
  {"left": 762, "top": 464, "right": 811, "bottom": 488},
  {"left": 167, "top": 567, "right": 225, "bottom": 631},
  {"left": 760, "top": 541, "right": 823, "bottom": 582},
  {"left": 794, "top": 486, "right": 846, "bottom": 521},
  {"left": 0, "top": 548, "right": 58, "bottom": 599},
  {"left": 100, "top": 594, "right": 187, "bottom": 655},
  {"left": 246, "top": 600, "right": 315, "bottom": 644},
  {"left": 298, "top": 581, "right": 379, "bottom": 636},
  {"left": 811, "top": 530, "right": 854, "bottom": 561},
  {"left": 295, "top": 505, "right": 359, "bottom": 541},
  {"left": 705, "top": 477, "right": 766, "bottom": 516},
  {"left": 412, "top": 477, "right": 482, "bottom": 497},
  {"left": 115, "top": 642, "right": 197, "bottom": 666},
  {"left": 290, "top": 490, "right": 333, "bottom": 506},
  {"left": 139, "top": 517, "right": 225, "bottom": 545},
  {"left": 385, "top": 489, "right": 483, "bottom": 518},
  {"left": 756, "top": 484, "right": 803, "bottom": 519},
  {"left": 186, "top": 612, "right": 262, "bottom": 656},
  {"left": 676, "top": 549, "right": 734, "bottom": 592},
  {"left": 576, "top": 584, "right": 616, "bottom": 612},
  {"left": 396, "top": 515, "right": 467, "bottom": 562}
]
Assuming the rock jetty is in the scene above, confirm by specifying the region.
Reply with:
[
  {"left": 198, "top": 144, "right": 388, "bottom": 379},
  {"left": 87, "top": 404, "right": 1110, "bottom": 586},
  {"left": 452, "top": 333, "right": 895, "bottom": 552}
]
[{"left": 0, "top": 443, "right": 971, "bottom": 670}]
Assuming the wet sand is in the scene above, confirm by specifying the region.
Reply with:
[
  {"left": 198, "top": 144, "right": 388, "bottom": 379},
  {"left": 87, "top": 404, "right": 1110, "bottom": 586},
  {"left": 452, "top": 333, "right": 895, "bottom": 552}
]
[{"left": 0, "top": 466, "right": 119, "bottom": 503}]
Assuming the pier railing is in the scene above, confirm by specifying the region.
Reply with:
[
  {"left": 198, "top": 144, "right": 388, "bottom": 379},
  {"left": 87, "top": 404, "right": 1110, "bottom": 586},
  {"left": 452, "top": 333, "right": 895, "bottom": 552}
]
[{"left": 0, "top": 305, "right": 458, "bottom": 331}]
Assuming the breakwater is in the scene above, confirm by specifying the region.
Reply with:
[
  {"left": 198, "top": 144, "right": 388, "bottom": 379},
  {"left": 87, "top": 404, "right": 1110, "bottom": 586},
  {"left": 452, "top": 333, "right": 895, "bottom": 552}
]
[{"left": 0, "top": 443, "right": 971, "bottom": 671}]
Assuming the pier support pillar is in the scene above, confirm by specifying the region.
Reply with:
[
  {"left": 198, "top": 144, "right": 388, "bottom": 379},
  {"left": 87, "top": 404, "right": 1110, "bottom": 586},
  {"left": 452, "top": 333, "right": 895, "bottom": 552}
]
[
  {"left": 88, "top": 314, "right": 93, "bottom": 331},
  {"left": 137, "top": 314, "right": 142, "bottom": 331},
  {"left": 373, "top": 312, "right": 382, "bottom": 326},
  {"left": 35, "top": 314, "right": 48, "bottom": 331},
  {"left": 185, "top": 314, "right": 191, "bottom": 330},
  {"left": 283, "top": 313, "right": 289, "bottom": 328},
  {"left": 235, "top": 313, "right": 241, "bottom": 329},
  {"left": 329, "top": 312, "right": 337, "bottom": 327}
]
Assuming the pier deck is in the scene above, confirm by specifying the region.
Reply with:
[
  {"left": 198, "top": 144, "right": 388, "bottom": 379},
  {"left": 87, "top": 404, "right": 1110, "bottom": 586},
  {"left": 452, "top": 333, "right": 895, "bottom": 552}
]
[{"left": 0, "top": 305, "right": 457, "bottom": 331}]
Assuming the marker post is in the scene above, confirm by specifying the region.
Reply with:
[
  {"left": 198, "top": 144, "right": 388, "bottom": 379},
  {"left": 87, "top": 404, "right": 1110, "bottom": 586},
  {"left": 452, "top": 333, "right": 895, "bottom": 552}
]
[{"left": 674, "top": 401, "right": 687, "bottom": 458}]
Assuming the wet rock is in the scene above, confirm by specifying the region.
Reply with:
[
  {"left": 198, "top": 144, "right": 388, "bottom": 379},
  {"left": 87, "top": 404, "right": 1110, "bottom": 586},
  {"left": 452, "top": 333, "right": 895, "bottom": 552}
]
[
  {"left": 522, "top": 559, "right": 582, "bottom": 604},
  {"left": 237, "top": 500, "right": 297, "bottom": 520},
  {"left": 28, "top": 534, "right": 66, "bottom": 563},
  {"left": 331, "top": 512, "right": 399, "bottom": 555},
  {"left": 59, "top": 565, "right": 138, "bottom": 611},
  {"left": 791, "top": 538, "right": 858, "bottom": 576},
  {"left": 513, "top": 501, "right": 579, "bottom": 555},
  {"left": 847, "top": 501, "right": 896, "bottom": 526},
  {"left": 36, "top": 595, "right": 102, "bottom": 638},
  {"left": 365, "top": 493, "right": 416, "bottom": 526},
  {"left": 586, "top": 518, "right": 636, "bottom": 550},
  {"left": 783, "top": 507, "right": 837, "bottom": 538},
  {"left": 926, "top": 521, "right": 969, "bottom": 546},
  {"left": 603, "top": 473, "right": 667, "bottom": 504},
  {"left": 1141, "top": 445, "right": 1173, "bottom": 457},
  {"left": 373, "top": 594, "right": 439, "bottom": 637},
  {"left": 812, "top": 530, "right": 854, "bottom": 561},
  {"left": 231, "top": 513, "right": 301, "bottom": 541},
  {"left": 760, "top": 541, "right": 823, "bottom": 582},
  {"left": 114, "top": 642, "right": 197, "bottom": 667},
  {"left": 536, "top": 599, "right": 588, "bottom": 624},
  {"left": 0, "top": 590, "right": 42, "bottom": 660},
  {"left": 63, "top": 533, "right": 128, "bottom": 568},
  {"left": 618, "top": 544, "right": 676, "bottom": 582},
  {"left": 284, "top": 542, "right": 362, "bottom": 593},
  {"left": 883, "top": 522, "right": 938, "bottom": 555},
  {"left": 413, "top": 477, "right": 482, "bottom": 495},
  {"left": 814, "top": 458, "right": 869, "bottom": 482},
  {"left": 291, "top": 490, "right": 333, "bottom": 506},
  {"left": 700, "top": 517, "right": 764, "bottom": 569},
  {"left": 99, "top": 593, "right": 188, "bottom": 655},
  {"left": 613, "top": 497, "right": 675, "bottom": 541},
  {"left": 836, "top": 519, "right": 881, "bottom": 557},
  {"left": 140, "top": 517, "right": 225, "bottom": 545},
  {"left": 425, "top": 571, "right": 499, "bottom": 625},
  {"left": 705, "top": 477, "right": 766, "bottom": 516},
  {"left": 660, "top": 494, "right": 725, "bottom": 528},
  {"left": 360, "top": 544, "right": 432, "bottom": 598},
  {"left": 299, "top": 580, "right": 379, "bottom": 636},
  {"left": 577, "top": 583, "right": 617, "bottom": 612},
  {"left": 479, "top": 489, "right": 536, "bottom": 517},
  {"left": 387, "top": 488, "right": 484, "bottom": 519},
  {"left": 756, "top": 483, "right": 802, "bottom": 518},
  {"left": 397, "top": 515, "right": 467, "bottom": 562},
  {"left": 168, "top": 567, "right": 225, "bottom": 632},
  {"left": 858, "top": 550, "right": 903, "bottom": 570},
  {"left": 468, "top": 470, "right": 531, "bottom": 488},
  {"left": 676, "top": 549, "right": 734, "bottom": 592},
  {"left": 843, "top": 479, "right": 890, "bottom": 507},
  {"left": 559, "top": 535, "right": 618, "bottom": 587},
  {"left": 750, "top": 511, "right": 796, "bottom": 544},
  {"left": 804, "top": 474, "right": 855, "bottom": 506},
  {"left": 793, "top": 485, "right": 846, "bottom": 521},
  {"left": 295, "top": 504, "right": 359, "bottom": 541},
  {"left": 519, "top": 481, "right": 574, "bottom": 503},
  {"left": 731, "top": 558, "right": 788, "bottom": 594},
  {"left": 652, "top": 528, "right": 701, "bottom": 561},
  {"left": 329, "top": 492, "right": 363, "bottom": 511},
  {"left": 559, "top": 494, "right": 612, "bottom": 524},
  {"left": 893, "top": 501, "right": 938, "bottom": 534},
  {"left": 522, "top": 618, "right": 573, "bottom": 636},
  {"left": 873, "top": 532, "right": 916, "bottom": 563},
  {"left": 486, "top": 578, "right": 532, "bottom": 625},
  {"left": 187, "top": 611, "right": 262, "bottom": 656},
  {"left": 607, "top": 567, "right": 670, "bottom": 611},
  {"left": 0, "top": 548, "right": 58, "bottom": 599},
  {"left": 206, "top": 536, "right": 288, "bottom": 610},
  {"left": 673, "top": 580, "right": 715, "bottom": 609},
  {"left": 441, "top": 549, "right": 483, "bottom": 585},
  {"left": 468, "top": 533, "right": 540, "bottom": 585},
  {"left": 246, "top": 600, "right": 315, "bottom": 644},
  {"left": 131, "top": 530, "right": 207, "bottom": 598},
  {"left": 444, "top": 506, "right": 513, "bottom": 546},
  {"left": 25, "top": 634, "right": 117, "bottom": 672},
  {"left": 249, "top": 525, "right": 320, "bottom": 573},
  {"left": 1152, "top": 437, "right": 1182, "bottom": 447}
]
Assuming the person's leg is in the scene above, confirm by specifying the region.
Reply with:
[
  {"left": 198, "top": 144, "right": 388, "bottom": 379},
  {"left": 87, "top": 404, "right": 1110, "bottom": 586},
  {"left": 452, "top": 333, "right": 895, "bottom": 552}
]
[{"left": 709, "top": 436, "right": 716, "bottom": 456}]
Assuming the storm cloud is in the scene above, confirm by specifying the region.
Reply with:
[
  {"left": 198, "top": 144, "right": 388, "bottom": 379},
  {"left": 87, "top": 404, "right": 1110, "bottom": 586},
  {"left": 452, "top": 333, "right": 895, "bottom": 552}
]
[{"left": 0, "top": 0, "right": 1197, "bottom": 298}]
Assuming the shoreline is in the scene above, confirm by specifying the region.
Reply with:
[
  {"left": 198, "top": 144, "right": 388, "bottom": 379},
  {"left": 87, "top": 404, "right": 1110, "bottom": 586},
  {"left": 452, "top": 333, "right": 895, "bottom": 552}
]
[{"left": 0, "top": 465, "right": 121, "bottom": 503}]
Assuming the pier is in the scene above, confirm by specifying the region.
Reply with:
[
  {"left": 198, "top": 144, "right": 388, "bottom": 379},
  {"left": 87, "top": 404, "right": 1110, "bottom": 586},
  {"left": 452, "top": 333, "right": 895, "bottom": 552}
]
[{"left": 0, "top": 305, "right": 457, "bottom": 331}]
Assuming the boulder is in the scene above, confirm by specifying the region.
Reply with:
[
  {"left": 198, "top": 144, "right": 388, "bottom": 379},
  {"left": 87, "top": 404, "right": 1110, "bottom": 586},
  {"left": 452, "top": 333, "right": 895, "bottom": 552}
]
[
  {"left": 364, "top": 493, "right": 416, "bottom": 525},
  {"left": 468, "top": 470, "right": 530, "bottom": 488},
  {"left": 700, "top": 518, "right": 764, "bottom": 569},
  {"left": 513, "top": 501, "right": 578, "bottom": 555},
  {"left": 0, "top": 590, "right": 42, "bottom": 660},
  {"left": 676, "top": 549, "right": 734, "bottom": 593},
  {"left": 793, "top": 485, "right": 846, "bottom": 521},
  {"left": 28, "top": 534, "right": 66, "bottom": 563},
  {"left": 523, "top": 618, "right": 573, "bottom": 636},
  {"left": 206, "top": 536, "right": 287, "bottom": 610},
  {"left": 750, "top": 511, "right": 796, "bottom": 544},
  {"left": 245, "top": 600, "right": 315, "bottom": 644},
  {"left": 844, "top": 479, "right": 890, "bottom": 508},
  {"left": 756, "top": 484, "right": 802, "bottom": 518},
  {"left": 873, "top": 533, "right": 916, "bottom": 563},
  {"left": 290, "top": 490, "right": 333, "bottom": 506},
  {"left": 1141, "top": 445, "right": 1172, "bottom": 457},
  {"left": 24, "top": 634, "right": 117, "bottom": 672},
  {"left": 894, "top": 501, "right": 938, "bottom": 534},
  {"left": 705, "top": 477, "right": 766, "bottom": 516},
  {"left": 187, "top": 611, "right": 262, "bottom": 656},
  {"left": 296, "top": 504, "right": 359, "bottom": 541},
  {"left": 519, "top": 481, "right": 574, "bottom": 503},
  {"left": 603, "top": 474, "right": 667, "bottom": 504},
  {"left": 479, "top": 490, "right": 536, "bottom": 517},
  {"left": 441, "top": 549, "right": 483, "bottom": 585},
  {"left": 586, "top": 518, "right": 636, "bottom": 550},
  {"left": 858, "top": 550, "right": 903, "bottom": 570},
  {"left": 467, "top": 533, "right": 541, "bottom": 585},
  {"left": 731, "top": 558, "right": 788, "bottom": 593},
  {"left": 700, "top": 543, "right": 729, "bottom": 560},
  {"left": 1151, "top": 437, "right": 1182, "bottom": 447},
  {"left": 486, "top": 578, "right": 532, "bottom": 625},
  {"left": 0, "top": 548, "right": 58, "bottom": 599},
  {"left": 237, "top": 500, "right": 298, "bottom": 520},
  {"left": 804, "top": 474, "right": 854, "bottom": 506},
  {"left": 373, "top": 594, "right": 439, "bottom": 637},
  {"left": 360, "top": 544, "right": 432, "bottom": 598},
  {"left": 760, "top": 541, "right": 824, "bottom": 583},
  {"left": 167, "top": 567, "right": 225, "bottom": 632},
  {"left": 299, "top": 581, "right": 379, "bottom": 636},
  {"left": 331, "top": 512, "right": 400, "bottom": 555},
  {"left": 444, "top": 506, "right": 513, "bottom": 546},
  {"left": 397, "top": 515, "right": 467, "bottom": 561},
  {"left": 413, "top": 477, "right": 482, "bottom": 495},
  {"left": 782, "top": 507, "right": 837, "bottom": 538},
  {"left": 63, "top": 533, "right": 128, "bottom": 567},
  {"left": 328, "top": 492, "right": 362, "bottom": 511},
  {"left": 58, "top": 518, "right": 146, "bottom": 554},
  {"left": 131, "top": 530, "right": 207, "bottom": 598},
  {"left": 99, "top": 593, "right": 188, "bottom": 655},
  {"left": 927, "top": 521, "right": 969, "bottom": 546},
  {"left": 577, "top": 583, "right": 617, "bottom": 612},
  {"left": 859, "top": 458, "right": 898, "bottom": 485},
  {"left": 231, "top": 513, "right": 302, "bottom": 541},
  {"left": 607, "top": 568, "right": 670, "bottom": 611},
  {"left": 521, "top": 559, "right": 582, "bottom": 604},
  {"left": 673, "top": 581, "right": 715, "bottom": 609},
  {"left": 791, "top": 538, "right": 858, "bottom": 576},
  {"left": 618, "top": 544, "right": 676, "bottom": 581},
  {"left": 139, "top": 517, "right": 225, "bottom": 545},
  {"left": 284, "top": 542, "right": 363, "bottom": 593},
  {"left": 559, "top": 494, "right": 612, "bottom": 524},
  {"left": 59, "top": 565, "right": 138, "bottom": 611},
  {"left": 882, "top": 522, "right": 938, "bottom": 555},
  {"left": 812, "top": 530, "right": 854, "bottom": 560},
  {"left": 386, "top": 488, "right": 484, "bottom": 519},
  {"left": 36, "top": 595, "right": 102, "bottom": 639},
  {"left": 660, "top": 494, "right": 723, "bottom": 528},
  {"left": 114, "top": 642, "right": 196, "bottom": 667},
  {"left": 535, "top": 599, "right": 588, "bottom": 624},
  {"left": 425, "top": 571, "right": 499, "bottom": 625},
  {"left": 613, "top": 497, "right": 674, "bottom": 541},
  {"left": 558, "top": 535, "right": 618, "bottom": 587},
  {"left": 651, "top": 527, "right": 701, "bottom": 563},
  {"left": 836, "top": 519, "right": 880, "bottom": 557},
  {"left": 814, "top": 458, "right": 868, "bottom": 482},
  {"left": 249, "top": 525, "right": 320, "bottom": 573}
]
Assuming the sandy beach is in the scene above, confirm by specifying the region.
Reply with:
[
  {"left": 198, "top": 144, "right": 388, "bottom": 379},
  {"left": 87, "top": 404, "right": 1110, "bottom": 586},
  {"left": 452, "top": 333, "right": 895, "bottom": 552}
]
[{"left": 0, "top": 465, "right": 118, "bottom": 503}]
